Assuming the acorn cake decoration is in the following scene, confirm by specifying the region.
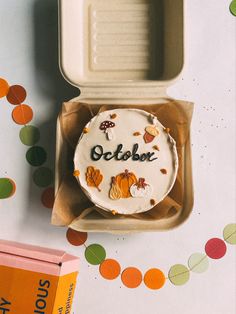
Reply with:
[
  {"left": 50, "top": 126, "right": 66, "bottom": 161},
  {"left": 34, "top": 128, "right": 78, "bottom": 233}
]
[{"left": 143, "top": 126, "right": 159, "bottom": 143}]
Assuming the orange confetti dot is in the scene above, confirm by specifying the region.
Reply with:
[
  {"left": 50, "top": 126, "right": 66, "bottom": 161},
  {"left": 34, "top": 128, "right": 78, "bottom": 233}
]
[
  {"left": 99, "top": 259, "right": 121, "bottom": 280},
  {"left": 121, "top": 267, "right": 142, "bottom": 288},
  {"left": 83, "top": 127, "right": 89, "bottom": 134},
  {"left": 12, "top": 104, "right": 33, "bottom": 125},
  {"left": 7, "top": 85, "right": 27, "bottom": 105},
  {"left": 73, "top": 170, "right": 80, "bottom": 177},
  {"left": 41, "top": 187, "right": 54, "bottom": 209},
  {"left": 160, "top": 169, "right": 167, "bottom": 175},
  {"left": 110, "top": 113, "right": 117, "bottom": 119},
  {"left": 66, "top": 228, "right": 88, "bottom": 246},
  {"left": 144, "top": 268, "right": 166, "bottom": 290},
  {"left": 153, "top": 145, "right": 160, "bottom": 151},
  {"left": 0, "top": 78, "right": 9, "bottom": 98},
  {"left": 150, "top": 199, "right": 156, "bottom": 206}
]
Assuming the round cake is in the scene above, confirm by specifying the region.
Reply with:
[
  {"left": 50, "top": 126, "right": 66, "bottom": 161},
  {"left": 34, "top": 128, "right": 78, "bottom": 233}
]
[{"left": 74, "top": 108, "right": 178, "bottom": 215}]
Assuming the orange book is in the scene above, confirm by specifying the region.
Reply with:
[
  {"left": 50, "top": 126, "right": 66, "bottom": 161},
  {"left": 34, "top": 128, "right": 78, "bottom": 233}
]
[{"left": 0, "top": 239, "right": 79, "bottom": 314}]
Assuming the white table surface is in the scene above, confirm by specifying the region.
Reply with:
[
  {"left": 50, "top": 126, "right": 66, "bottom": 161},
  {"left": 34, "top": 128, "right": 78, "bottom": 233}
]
[{"left": 0, "top": 1, "right": 235, "bottom": 313}]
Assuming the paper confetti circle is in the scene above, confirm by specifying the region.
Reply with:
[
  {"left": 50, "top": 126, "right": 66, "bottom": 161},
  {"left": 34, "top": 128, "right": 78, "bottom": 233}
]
[
  {"left": 41, "top": 187, "right": 54, "bottom": 209},
  {"left": 7, "top": 85, "right": 27, "bottom": 105},
  {"left": 188, "top": 253, "right": 209, "bottom": 273},
  {"left": 121, "top": 267, "right": 143, "bottom": 288},
  {"left": 26, "top": 146, "right": 47, "bottom": 166},
  {"left": 19, "top": 125, "right": 40, "bottom": 146},
  {"left": 85, "top": 244, "right": 106, "bottom": 265},
  {"left": 33, "top": 167, "right": 53, "bottom": 187},
  {"left": 66, "top": 228, "right": 88, "bottom": 246},
  {"left": 0, "top": 78, "right": 9, "bottom": 98},
  {"left": 99, "top": 259, "right": 121, "bottom": 280},
  {"left": 168, "top": 264, "right": 190, "bottom": 286},
  {"left": 12, "top": 104, "right": 33, "bottom": 125},
  {"left": 205, "top": 238, "right": 227, "bottom": 259},
  {"left": 8, "top": 178, "right": 16, "bottom": 197},
  {"left": 0, "top": 178, "right": 15, "bottom": 199},
  {"left": 230, "top": 0, "right": 236, "bottom": 16},
  {"left": 144, "top": 268, "right": 166, "bottom": 290},
  {"left": 223, "top": 224, "right": 236, "bottom": 245}
]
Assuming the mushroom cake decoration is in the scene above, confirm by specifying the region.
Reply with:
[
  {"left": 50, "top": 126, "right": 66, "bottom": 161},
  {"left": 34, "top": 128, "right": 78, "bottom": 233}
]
[
  {"left": 74, "top": 108, "right": 179, "bottom": 215},
  {"left": 100, "top": 120, "right": 115, "bottom": 141}
]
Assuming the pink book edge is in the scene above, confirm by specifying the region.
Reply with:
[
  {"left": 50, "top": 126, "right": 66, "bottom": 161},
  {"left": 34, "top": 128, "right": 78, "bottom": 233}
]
[{"left": 0, "top": 239, "right": 79, "bottom": 276}]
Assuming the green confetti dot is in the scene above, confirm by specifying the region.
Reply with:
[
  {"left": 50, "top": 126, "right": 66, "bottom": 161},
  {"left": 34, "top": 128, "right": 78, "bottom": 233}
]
[
  {"left": 33, "top": 167, "right": 53, "bottom": 188},
  {"left": 223, "top": 223, "right": 236, "bottom": 245},
  {"left": 230, "top": 0, "right": 236, "bottom": 16},
  {"left": 168, "top": 264, "right": 190, "bottom": 286},
  {"left": 85, "top": 244, "right": 106, "bottom": 265},
  {"left": 26, "top": 146, "right": 47, "bottom": 166},
  {"left": 0, "top": 178, "right": 14, "bottom": 199},
  {"left": 188, "top": 253, "right": 209, "bottom": 273},
  {"left": 19, "top": 125, "right": 40, "bottom": 146}
]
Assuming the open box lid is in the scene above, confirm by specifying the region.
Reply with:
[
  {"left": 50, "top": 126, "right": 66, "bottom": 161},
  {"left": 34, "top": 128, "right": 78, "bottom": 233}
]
[{"left": 59, "top": 0, "right": 184, "bottom": 98}]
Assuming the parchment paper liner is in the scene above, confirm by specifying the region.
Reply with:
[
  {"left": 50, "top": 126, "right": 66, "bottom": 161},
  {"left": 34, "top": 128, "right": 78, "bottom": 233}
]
[{"left": 52, "top": 100, "right": 194, "bottom": 232}]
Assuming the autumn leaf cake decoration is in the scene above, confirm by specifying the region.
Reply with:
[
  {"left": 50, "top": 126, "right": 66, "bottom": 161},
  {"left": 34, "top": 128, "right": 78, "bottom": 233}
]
[{"left": 86, "top": 166, "right": 103, "bottom": 192}]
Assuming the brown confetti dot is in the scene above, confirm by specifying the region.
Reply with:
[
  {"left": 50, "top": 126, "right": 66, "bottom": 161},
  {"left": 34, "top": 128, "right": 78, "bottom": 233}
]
[
  {"left": 150, "top": 199, "right": 156, "bottom": 206},
  {"left": 73, "top": 170, "right": 80, "bottom": 177},
  {"left": 112, "top": 210, "right": 117, "bottom": 216},
  {"left": 164, "top": 128, "right": 171, "bottom": 134},
  {"left": 83, "top": 127, "right": 89, "bottom": 134},
  {"left": 41, "top": 187, "right": 54, "bottom": 209},
  {"left": 7, "top": 85, "right": 27, "bottom": 105},
  {"left": 133, "top": 132, "right": 141, "bottom": 136},
  {"left": 160, "top": 169, "right": 167, "bottom": 174},
  {"left": 66, "top": 228, "right": 88, "bottom": 246},
  {"left": 110, "top": 114, "right": 117, "bottom": 119},
  {"left": 153, "top": 145, "right": 160, "bottom": 151}
]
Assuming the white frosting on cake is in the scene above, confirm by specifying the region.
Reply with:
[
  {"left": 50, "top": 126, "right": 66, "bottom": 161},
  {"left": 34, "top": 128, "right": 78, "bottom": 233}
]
[{"left": 74, "top": 108, "right": 178, "bottom": 215}]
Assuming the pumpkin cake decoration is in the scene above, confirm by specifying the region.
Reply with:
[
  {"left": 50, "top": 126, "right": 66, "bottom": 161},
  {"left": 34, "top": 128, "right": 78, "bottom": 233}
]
[
  {"left": 130, "top": 178, "right": 153, "bottom": 198},
  {"left": 74, "top": 108, "right": 178, "bottom": 215},
  {"left": 110, "top": 170, "right": 138, "bottom": 199}
]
